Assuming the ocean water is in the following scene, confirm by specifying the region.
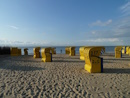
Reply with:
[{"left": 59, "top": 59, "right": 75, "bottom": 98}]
[{"left": 20, "top": 46, "right": 116, "bottom": 55}]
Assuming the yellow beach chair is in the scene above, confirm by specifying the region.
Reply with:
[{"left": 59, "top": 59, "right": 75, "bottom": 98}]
[
  {"left": 115, "top": 46, "right": 122, "bottom": 58},
  {"left": 84, "top": 47, "right": 104, "bottom": 73},
  {"left": 126, "top": 46, "right": 130, "bottom": 55},
  {"left": 41, "top": 48, "right": 52, "bottom": 62},
  {"left": 122, "top": 46, "right": 126, "bottom": 54},
  {"left": 10, "top": 47, "right": 19, "bottom": 56},
  {"left": 69, "top": 47, "right": 75, "bottom": 56},
  {"left": 33, "top": 47, "right": 40, "bottom": 58},
  {"left": 79, "top": 46, "right": 105, "bottom": 60},
  {"left": 18, "top": 49, "right": 21, "bottom": 56},
  {"left": 79, "top": 46, "right": 86, "bottom": 60},
  {"left": 65, "top": 47, "right": 70, "bottom": 54}
]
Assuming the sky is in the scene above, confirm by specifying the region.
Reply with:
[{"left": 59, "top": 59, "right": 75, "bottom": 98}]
[{"left": 0, "top": 0, "right": 130, "bottom": 46}]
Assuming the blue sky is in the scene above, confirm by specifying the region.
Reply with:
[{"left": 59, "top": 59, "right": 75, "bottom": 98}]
[{"left": 0, "top": 0, "right": 130, "bottom": 46}]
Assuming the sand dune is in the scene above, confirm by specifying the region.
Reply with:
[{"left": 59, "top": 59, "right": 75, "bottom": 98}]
[{"left": 0, "top": 54, "right": 130, "bottom": 98}]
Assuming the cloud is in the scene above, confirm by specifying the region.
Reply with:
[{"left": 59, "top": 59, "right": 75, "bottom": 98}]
[
  {"left": 9, "top": 25, "right": 19, "bottom": 29},
  {"left": 111, "top": 17, "right": 130, "bottom": 37},
  {"left": 0, "top": 39, "right": 49, "bottom": 46},
  {"left": 79, "top": 38, "right": 120, "bottom": 43},
  {"left": 90, "top": 19, "right": 112, "bottom": 26},
  {"left": 76, "top": 37, "right": 127, "bottom": 46},
  {"left": 120, "top": 1, "right": 130, "bottom": 16},
  {"left": 42, "top": 32, "right": 47, "bottom": 35},
  {"left": 91, "top": 31, "right": 96, "bottom": 34},
  {"left": 0, "top": 38, "right": 76, "bottom": 46},
  {"left": 86, "top": 16, "right": 130, "bottom": 39},
  {"left": 87, "top": 2, "right": 130, "bottom": 40}
]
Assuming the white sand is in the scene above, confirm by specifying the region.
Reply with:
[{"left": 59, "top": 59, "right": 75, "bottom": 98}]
[{"left": 0, "top": 53, "right": 130, "bottom": 98}]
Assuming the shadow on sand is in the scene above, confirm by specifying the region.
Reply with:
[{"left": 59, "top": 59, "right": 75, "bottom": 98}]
[
  {"left": 0, "top": 64, "right": 45, "bottom": 71},
  {"left": 103, "top": 61, "right": 115, "bottom": 63},
  {"left": 53, "top": 56, "right": 80, "bottom": 59},
  {"left": 101, "top": 55, "right": 115, "bottom": 57},
  {"left": 53, "top": 60, "right": 84, "bottom": 63},
  {"left": 104, "top": 58, "right": 130, "bottom": 61},
  {"left": 103, "top": 68, "right": 130, "bottom": 74},
  {"left": 80, "top": 68, "right": 130, "bottom": 74},
  {"left": 11, "top": 59, "right": 42, "bottom": 63},
  {"left": 122, "top": 56, "right": 130, "bottom": 58}
]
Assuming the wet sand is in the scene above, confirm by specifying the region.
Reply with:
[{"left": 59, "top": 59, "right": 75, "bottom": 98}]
[{"left": 0, "top": 53, "right": 130, "bottom": 98}]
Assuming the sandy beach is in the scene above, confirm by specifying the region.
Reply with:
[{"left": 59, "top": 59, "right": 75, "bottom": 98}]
[{"left": 0, "top": 53, "right": 130, "bottom": 98}]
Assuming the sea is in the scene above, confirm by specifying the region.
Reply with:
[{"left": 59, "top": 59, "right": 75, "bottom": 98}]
[{"left": 19, "top": 46, "right": 116, "bottom": 55}]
